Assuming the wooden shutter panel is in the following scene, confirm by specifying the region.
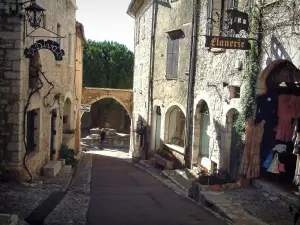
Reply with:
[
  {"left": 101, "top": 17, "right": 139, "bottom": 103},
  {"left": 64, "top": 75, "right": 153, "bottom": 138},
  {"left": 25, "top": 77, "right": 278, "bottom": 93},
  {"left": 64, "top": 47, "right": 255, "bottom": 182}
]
[
  {"left": 166, "top": 38, "right": 173, "bottom": 77},
  {"left": 172, "top": 38, "right": 179, "bottom": 78}
]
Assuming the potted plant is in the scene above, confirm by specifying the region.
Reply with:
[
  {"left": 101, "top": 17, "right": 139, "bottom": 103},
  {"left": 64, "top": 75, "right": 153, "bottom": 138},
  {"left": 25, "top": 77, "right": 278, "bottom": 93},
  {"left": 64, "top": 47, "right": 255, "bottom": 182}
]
[{"left": 154, "top": 149, "right": 175, "bottom": 169}]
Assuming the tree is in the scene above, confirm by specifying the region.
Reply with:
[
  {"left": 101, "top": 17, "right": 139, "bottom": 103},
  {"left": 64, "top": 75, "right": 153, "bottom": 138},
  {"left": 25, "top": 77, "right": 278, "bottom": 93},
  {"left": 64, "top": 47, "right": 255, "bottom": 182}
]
[{"left": 83, "top": 40, "right": 134, "bottom": 89}]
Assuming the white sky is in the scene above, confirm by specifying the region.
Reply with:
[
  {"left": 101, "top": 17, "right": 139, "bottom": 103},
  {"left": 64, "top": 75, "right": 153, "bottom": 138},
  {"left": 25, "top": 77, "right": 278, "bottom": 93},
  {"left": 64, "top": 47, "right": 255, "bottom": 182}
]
[{"left": 76, "top": 0, "right": 135, "bottom": 51}]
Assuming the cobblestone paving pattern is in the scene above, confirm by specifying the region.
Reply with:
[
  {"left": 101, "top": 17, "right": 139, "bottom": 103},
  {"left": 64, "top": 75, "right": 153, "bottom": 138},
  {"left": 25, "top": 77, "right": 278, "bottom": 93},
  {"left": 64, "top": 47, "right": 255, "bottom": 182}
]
[
  {"left": 224, "top": 187, "right": 294, "bottom": 225},
  {"left": 44, "top": 153, "right": 92, "bottom": 225},
  {"left": 0, "top": 165, "right": 73, "bottom": 221}
]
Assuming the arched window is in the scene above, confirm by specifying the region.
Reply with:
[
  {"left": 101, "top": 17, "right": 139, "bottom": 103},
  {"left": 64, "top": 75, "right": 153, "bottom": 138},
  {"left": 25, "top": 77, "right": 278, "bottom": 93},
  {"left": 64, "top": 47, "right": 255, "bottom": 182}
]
[{"left": 168, "top": 106, "right": 185, "bottom": 147}]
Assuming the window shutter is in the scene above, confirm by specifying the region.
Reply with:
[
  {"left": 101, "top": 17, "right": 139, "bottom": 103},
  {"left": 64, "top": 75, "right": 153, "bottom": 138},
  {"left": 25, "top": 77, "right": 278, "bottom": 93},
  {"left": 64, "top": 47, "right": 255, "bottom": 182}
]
[
  {"left": 166, "top": 38, "right": 173, "bottom": 77},
  {"left": 172, "top": 38, "right": 179, "bottom": 77},
  {"left": 206, "top": 0, "right": 213, "bottom": 36}
]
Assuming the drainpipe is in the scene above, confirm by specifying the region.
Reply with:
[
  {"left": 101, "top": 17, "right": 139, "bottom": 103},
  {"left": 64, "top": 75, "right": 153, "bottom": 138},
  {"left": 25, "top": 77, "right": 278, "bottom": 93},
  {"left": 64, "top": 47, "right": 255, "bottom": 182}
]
[
  {"left": 146, "top": 0, "right": 158, "bottom": 158},
  {"left": 184, "top": 0, "right": 198, "bottom": 169}
]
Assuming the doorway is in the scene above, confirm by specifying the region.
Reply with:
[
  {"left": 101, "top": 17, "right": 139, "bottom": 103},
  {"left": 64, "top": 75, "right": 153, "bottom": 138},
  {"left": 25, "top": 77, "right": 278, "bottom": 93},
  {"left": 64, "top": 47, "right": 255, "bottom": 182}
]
[
  {"left": 199, "top": 102, "right": 210, "bottom": 162},
  {"left": 154, "top": 106, "right": 161, "bottom": 151},
  {"left": 229, "top": 110, "right": 239, "bottom": 179}
]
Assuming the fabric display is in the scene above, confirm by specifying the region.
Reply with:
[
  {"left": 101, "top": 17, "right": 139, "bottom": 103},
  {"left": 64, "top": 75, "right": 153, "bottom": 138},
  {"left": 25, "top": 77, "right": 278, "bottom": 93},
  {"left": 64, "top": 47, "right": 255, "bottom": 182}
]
[
  {"left": 267, "top": 153, "right": 280, "bottom": 174},
  {"left": 276, "top": 95, "right": 300, "bottom": 142},
  {"left": 255, "top": 93, "right": 278, "bottom": 163},
  {"left": 294, "top": 155, "right": 300, "bottom": 185},
  {"left": 240, "top": 119, "right": 265, "bottom": 179},
  {"left": 272, "top": 144, "right": 287, "bottom": 153},
  {"left": 262, "top": 150, "right": 274, "bottom": 169}
]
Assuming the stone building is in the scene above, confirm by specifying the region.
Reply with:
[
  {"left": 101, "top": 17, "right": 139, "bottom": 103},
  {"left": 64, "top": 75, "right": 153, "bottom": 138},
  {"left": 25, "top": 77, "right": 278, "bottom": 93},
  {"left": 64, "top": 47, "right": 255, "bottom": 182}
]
[
  {"left": 0, "top": 0, "right": 85, "bottom": 180},
  {"left": 127, "top": 0, "right": 248, "bottom": 175},
  {"left": 128, "top": 0, "right": 300, "bottom": 179}
]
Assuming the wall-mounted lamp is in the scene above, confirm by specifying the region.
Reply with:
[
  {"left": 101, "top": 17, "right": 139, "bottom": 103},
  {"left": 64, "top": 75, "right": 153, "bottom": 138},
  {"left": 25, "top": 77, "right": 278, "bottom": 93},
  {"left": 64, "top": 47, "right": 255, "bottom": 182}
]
[
  {"left": 24, "top": 1, "right": 45, "bottom": 29},
  {"left": 0, "top": 0, "right": 46, "bottom": 29}
]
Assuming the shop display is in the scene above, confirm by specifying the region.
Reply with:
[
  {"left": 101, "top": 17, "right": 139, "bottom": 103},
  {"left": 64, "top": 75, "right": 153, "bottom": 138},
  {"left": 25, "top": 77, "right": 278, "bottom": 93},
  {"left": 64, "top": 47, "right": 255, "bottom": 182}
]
[
  {"left": 240, "top": 119, "right": 265, "bottom": 179},
  {"left": 267, "top": 153, "right": 280, "bottom": 174}
]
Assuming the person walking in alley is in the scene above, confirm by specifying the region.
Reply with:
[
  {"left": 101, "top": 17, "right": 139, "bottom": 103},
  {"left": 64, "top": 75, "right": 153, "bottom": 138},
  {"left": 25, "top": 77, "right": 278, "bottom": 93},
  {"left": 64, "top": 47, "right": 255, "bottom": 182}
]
[{"left": 100, "top": 128, "right": 106, "bottom": 150}]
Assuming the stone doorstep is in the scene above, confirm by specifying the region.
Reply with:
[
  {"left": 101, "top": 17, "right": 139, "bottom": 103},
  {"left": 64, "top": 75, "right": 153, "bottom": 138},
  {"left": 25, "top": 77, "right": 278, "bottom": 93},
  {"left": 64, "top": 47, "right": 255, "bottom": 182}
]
[
  {"left": 0, "top": 214, "right": 18, "bottom": 225},
  {"left": 200, "top": 191, "right": 268, "bottom": 225},
  {"left": 43, "top": 160, "right": 63, "bottom": 178},
  {"left": 252, "top": 179, "right": 299, "bottom": 206}
]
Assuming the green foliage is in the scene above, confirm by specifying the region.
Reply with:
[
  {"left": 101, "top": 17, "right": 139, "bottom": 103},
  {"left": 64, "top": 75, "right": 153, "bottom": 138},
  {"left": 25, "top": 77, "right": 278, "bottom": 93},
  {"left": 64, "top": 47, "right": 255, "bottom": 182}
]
[
  {"left": 235, "top": 11, "right": 260, "bottom": 149},
  {"left": 59, "top": 144, "right": 79, "bottom": 168},
  {"left": 83, "top": 40, "right": 134, "bottom": 89}
]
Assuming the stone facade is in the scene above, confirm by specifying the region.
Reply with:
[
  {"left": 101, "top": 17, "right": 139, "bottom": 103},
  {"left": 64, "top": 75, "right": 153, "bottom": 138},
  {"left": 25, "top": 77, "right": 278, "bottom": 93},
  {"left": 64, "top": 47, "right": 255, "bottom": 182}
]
[
  {"left": 127, "top": 0, "right": 247, "bottom": 173},
  {"left": 0, "top": 0, "right": 84, "bottom": 180},
  {"left": 127, "top": 0, "right": 153, "bottom": 158},
  {"left": 129, "top": 0, "right": 300, "bottom": 173}
]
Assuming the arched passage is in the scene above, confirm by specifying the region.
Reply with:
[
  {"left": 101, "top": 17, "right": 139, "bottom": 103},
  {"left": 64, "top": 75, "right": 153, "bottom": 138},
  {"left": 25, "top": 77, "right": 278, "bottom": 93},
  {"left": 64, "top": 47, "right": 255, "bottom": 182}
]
[
  {"left": 193, "top": 100, "right": 210, "bottom": 167},
  {"left": 81, "top": 95, "right": 132, "bottom": 151}
]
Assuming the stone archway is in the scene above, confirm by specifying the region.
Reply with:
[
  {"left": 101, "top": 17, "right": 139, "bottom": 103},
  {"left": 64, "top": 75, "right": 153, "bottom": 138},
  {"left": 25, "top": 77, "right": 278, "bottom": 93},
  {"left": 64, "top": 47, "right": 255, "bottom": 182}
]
[
  {"left": 81, "top": 88, "right": 133, "bottom": 118},
  {"left": 81, "top": 87, "right": 134, "bottom": 152}
]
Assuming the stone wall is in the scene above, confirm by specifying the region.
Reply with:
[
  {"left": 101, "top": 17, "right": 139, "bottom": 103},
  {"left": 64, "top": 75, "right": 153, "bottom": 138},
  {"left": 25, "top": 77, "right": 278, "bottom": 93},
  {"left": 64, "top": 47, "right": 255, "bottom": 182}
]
[
  {"left": 151, "top": 0, "right": 192, "bottom": 153},
  {"left": 192, "top": 0, "right": 246, "bottom": 170},
  {"left": 131, "top": 0, "right": 153, "bottom": 157},
  {"left": 0, "top": 0, "right": 80, "bottom": 180}
]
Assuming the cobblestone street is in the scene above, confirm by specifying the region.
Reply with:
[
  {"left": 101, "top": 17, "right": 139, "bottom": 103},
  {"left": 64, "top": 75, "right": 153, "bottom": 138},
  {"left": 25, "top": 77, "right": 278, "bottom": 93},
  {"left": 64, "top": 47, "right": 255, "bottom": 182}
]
[{"left": 86, "top": 147, "right": 227, "bottom": 225}]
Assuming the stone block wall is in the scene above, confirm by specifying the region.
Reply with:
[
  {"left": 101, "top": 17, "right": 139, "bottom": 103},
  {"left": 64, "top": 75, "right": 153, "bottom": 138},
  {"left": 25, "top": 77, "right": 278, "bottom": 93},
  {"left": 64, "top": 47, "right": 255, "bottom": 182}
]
[{"left": 0, "top": 0, "right": 79, "bottom": 180}]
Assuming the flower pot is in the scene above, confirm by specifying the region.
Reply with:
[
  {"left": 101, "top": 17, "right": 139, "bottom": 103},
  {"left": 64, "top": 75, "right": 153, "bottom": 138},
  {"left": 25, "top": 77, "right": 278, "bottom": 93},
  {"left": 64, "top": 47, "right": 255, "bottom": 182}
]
[{"left": 154, "top": 154, "right": 174, "bottom": 169}]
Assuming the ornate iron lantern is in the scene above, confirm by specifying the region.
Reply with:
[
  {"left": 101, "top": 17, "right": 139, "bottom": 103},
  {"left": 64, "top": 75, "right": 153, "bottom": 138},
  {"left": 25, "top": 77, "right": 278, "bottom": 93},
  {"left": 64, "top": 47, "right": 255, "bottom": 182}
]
[{"left": 24, "top": 1, "right": 45, "bottom": 29}]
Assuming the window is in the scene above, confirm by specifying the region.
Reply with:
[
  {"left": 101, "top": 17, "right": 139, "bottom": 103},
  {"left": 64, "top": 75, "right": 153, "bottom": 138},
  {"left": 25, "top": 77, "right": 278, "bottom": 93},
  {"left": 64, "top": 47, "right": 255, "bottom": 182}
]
[
  {"left": 135, "top": 19, "right": 140, "bottom": 44},
  {"left": 166, "top": 37, "right": 179, "bottom": 78},
  {"left": 140, "top": 14, "right": 145, "bottom": 39},
  {"left": 206, "top": 0, "right": 238, "bottom": 36},
  {"left": 229, "top": 86, "right": 240, "bottom": 99},
  {"left": 68, "top": 33, "right": 73, "bottom": 65},
  {"left": 168, "top": 106, "right": 185, "bottom": 147},
  {"left": 26, "top": 109, "right": 40, "bottom": 153}
]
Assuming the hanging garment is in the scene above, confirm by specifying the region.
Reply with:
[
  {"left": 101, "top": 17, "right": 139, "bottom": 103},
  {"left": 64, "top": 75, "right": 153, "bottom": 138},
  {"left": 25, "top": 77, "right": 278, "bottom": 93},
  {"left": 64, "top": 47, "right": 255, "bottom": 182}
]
[
  {"left": 276, "top": 95, "right": 298, "bottom": 142},
  {"left": 293, "top": 155, "right": 300, "bottom": 185},
  {"left": 255, "top": 92, "right": 278, "bottom": 125},
  {"left": 267, "top": 153, "right": 280, "bottom": 174},
  {"left": 293, "top": 119, "right": 300, "bottom": 154},
  {"left": 240, "top": 119, "right": 265, "bottom": 179},
  {"left": 255, "top": 92, "right": 278, "bottom": 163},
  {"left": 272, "top": 144, "right": 287, "bottom": 153}
]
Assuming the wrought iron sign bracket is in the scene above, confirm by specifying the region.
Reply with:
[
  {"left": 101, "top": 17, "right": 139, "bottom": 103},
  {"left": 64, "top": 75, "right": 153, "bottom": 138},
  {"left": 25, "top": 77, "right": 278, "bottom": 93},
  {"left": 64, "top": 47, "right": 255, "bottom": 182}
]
[{"left": 203, "top": 8, "right": 255, "bottom": 50}]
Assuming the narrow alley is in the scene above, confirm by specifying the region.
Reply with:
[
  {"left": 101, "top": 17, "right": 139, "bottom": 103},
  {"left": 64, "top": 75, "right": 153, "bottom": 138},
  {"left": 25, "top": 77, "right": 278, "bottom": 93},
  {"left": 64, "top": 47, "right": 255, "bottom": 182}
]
[{"left": 86, "top": 148, "right": 227, "bottom": 225}]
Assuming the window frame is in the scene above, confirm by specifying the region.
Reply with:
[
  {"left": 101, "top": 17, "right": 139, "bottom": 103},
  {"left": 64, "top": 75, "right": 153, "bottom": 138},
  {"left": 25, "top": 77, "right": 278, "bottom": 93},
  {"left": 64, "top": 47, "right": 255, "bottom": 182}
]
[{"left": 166, "top": 36, "right": 180, "bottom": 79}]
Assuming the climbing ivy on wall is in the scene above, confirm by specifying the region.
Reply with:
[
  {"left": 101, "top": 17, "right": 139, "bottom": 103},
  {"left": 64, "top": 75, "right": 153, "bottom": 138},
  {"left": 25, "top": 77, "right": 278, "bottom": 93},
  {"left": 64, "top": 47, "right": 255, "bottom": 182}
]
[{"left": 235, "top": 8, "right": 261, "bottom": 149}]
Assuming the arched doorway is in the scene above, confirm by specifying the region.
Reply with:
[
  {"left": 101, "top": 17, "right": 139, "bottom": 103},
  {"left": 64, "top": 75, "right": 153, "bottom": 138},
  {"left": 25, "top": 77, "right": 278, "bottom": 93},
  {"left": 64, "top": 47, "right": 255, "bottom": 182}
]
[
  {"left": 164, "top": 105, "right": 185, "bottom": 147},
  {"left": 225, "top": 108, "right": 239, "bottom": 179},
  {"left": 151, "top": 105, "right": 162, "bottom": 151},
  {"left": 241, "top": 59, "right": 300, "bottom": 188},
  {"left": 81, "top": 97, "right": 131, "bottom": 150},
  {"left": 199, "top": 102, "right": 210, "bottom": 161},
  {"left": 193, "top": 100, "right": 210, "bottom": 168}
]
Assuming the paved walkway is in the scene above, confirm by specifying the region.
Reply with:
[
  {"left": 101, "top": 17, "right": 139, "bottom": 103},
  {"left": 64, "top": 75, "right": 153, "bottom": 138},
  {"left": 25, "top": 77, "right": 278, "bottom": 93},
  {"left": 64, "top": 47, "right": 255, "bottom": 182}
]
[{"left": 86, "top": 152, "right": 227, "bottom": 225}]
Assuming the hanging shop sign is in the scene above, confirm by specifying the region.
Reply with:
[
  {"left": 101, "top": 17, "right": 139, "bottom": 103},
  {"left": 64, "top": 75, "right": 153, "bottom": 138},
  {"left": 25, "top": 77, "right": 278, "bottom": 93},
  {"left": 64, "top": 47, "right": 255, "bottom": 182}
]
[
  {"left": 205, "top": 9, "right": 252, "bottom": 50},
  {"left": 205, "top": 36, "right": 250, "bottom": 50},
  {"left": 80, "top": 104, "right": 91, "bottom": 112},
  {"left": 24, "top": 39, "right": 65, "bottom": 61}
]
